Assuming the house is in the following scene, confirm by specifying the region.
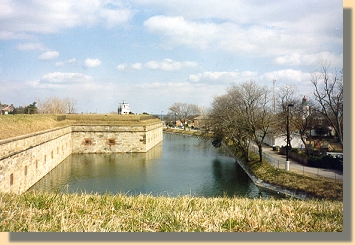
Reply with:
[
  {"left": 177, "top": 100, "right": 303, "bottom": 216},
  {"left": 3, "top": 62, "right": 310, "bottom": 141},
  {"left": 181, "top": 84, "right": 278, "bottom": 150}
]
[
  {"left": 1, "top": 104, "right": 14, "bottom": 115},
  {"left": 261, "top": 129, "right": 304, "bottom": 148},
  {"left": 193, "top": 115, "right": 210, "bottom": 129},
  {"left": 175, "top": 120, "right": 183, "bottom": 127}
]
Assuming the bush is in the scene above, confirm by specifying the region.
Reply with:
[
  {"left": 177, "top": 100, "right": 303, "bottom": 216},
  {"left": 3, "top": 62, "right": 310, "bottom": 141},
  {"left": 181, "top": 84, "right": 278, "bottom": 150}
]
[
  {"left": 290, "top": 148, "right": 300, "bottom": 154},
  {"left": 307, "top": 155, "right": 343, "bottom": 170}
]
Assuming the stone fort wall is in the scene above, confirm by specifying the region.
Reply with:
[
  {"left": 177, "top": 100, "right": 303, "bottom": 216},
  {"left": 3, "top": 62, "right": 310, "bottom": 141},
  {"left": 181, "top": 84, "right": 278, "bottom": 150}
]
[{"left": 0, "top": 122, "right": 163, "bottom": 194}]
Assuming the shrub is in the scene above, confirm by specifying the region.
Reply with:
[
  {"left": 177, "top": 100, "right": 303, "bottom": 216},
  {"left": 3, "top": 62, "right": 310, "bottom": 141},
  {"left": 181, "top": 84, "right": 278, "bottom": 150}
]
[{"left": 307, "top": 155, "right": 343, "bottom": 170}]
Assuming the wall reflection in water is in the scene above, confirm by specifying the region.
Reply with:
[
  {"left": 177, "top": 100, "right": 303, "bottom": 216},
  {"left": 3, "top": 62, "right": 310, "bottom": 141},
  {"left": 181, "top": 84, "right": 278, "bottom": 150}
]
[{"left": 29, "top": 134, "right": 279, "bottom": 198}]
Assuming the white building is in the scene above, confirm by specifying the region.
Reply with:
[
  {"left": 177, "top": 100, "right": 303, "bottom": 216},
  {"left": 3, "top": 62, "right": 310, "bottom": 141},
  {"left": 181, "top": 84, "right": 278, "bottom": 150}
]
[
  {"left": 118, "top": 102, "right": 130, "bottom": 114},
  {"left": 259, "top": 130, "right": 304, "bottom": 148}
]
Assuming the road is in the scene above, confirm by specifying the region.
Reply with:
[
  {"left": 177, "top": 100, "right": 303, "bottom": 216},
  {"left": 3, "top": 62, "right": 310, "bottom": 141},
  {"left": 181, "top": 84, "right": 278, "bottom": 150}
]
[{"left": 256, "top": 144, "right": 343, "bottom": 181}]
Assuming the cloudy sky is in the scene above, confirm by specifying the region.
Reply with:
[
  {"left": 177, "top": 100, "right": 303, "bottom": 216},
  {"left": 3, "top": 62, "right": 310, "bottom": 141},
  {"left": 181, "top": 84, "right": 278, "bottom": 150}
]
[{"left": 0, "top": 0, "right": 343, "bottom": 114}]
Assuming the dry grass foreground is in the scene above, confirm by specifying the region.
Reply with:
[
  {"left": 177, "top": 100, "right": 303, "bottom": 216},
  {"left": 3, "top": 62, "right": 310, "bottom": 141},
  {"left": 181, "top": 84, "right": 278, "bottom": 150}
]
[{"left": 0, "top": 192, "right": 342, "bottom": 232}]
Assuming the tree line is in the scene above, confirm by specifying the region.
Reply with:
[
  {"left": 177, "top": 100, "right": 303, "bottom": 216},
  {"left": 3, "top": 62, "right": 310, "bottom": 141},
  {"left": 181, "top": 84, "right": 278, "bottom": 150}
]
[{"left": 3, "top": 97, "right": 77, "bottom": 115}]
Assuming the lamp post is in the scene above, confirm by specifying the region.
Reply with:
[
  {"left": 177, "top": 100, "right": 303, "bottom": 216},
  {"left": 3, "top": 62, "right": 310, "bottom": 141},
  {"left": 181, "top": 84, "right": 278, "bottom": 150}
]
[
  {"left": 285, "top": 103, "right": 294, "bottom": 171},
  {"left": 174, "top": 112, "right": 177, "bottom": 128}
]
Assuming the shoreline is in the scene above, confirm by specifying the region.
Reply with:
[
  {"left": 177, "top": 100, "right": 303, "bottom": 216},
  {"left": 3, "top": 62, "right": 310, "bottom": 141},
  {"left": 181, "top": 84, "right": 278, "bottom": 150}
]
[{"left": 163, "top": 129, "right": 338, "bottom": 201}]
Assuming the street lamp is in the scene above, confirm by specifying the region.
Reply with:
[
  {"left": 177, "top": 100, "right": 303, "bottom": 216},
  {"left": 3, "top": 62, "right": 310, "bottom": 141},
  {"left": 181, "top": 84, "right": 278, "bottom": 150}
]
[
  {"left": 174, "top": 112, "right": 177, "bottom": 128},
  {"left": 285, "top": 103, "right": 294, "bottom": 171}
]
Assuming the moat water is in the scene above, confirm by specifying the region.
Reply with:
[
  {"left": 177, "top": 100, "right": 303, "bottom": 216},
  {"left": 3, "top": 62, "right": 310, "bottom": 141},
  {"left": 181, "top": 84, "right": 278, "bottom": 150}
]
[{"left": 29, "top": 133, "right": 280, "bottom": 198}]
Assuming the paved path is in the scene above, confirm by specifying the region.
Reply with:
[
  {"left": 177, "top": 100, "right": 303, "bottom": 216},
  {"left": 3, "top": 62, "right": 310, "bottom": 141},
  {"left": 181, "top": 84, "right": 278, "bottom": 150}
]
[{"left": 252, "top": 144, "right": 343, "bottom": 181}]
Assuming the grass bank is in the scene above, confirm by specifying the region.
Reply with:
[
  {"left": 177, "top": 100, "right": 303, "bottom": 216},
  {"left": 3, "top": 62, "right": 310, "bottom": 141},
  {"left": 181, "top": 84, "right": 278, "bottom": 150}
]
[
  {"left": 163, "top": 127, "right": 205, "bottom": 137},
  {"left": 245, "top": 153, "right": 343, "bottom": 201},
  {"left": 0, "top": 114, "right": 159, "bottom": 140},
  {"left": 0, "top": 114, "right": 66, "bottom": 140},
  {"left": 0, "top": 191, "right": 342, "bottom": 232}
]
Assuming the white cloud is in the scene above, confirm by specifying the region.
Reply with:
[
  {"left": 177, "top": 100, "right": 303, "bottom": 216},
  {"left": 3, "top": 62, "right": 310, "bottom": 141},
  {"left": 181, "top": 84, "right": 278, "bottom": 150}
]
[
  {"left": 55, "top": 58, "right": 76, "bottom": 67},
  {"left": 1, "top": 0, "right": 134, "bottom": 37},
  {"left": 117, "top": 59, "right": 198, "bottom": 71},
  {"left": 66, "top": 58, "right": 76, "bottom": 63},
  {"left": 144, "top": 16, "right": 217, "bottom": 49},
  {"left": 131, "top": 63, "right": 143, "bottom": 70},
  {"left": 41, "top": 72, "right": 92, "bottom": 84},
  {"left": 116, "top": 62, "right": 142, "bottom": 70},
  {"left": 0, "top": 31, "right": 34, "bottom": 40},
  {"left": 189, "top": 71, "right": 258, "bottom": 84},
  {"left": 38, "top": 51, "right": 59, "bottom": 60},
  {"left": 143, "top": 0, "right": 342, "bottom": 57},
  {"left": 17, "top": 42, "right": 47, "bottom": 51},
  {"left": 137, "top": 0, "right": 342, "bottom": 27},
  {"left": 144, "top": 59, "right": 198, "bottom": 71},
  {"left": 260, "top": 69, "right": 312, "bottom": 85},
  {"left": 99, "top": 8, "right": 134, "bottom": 28},
  {"left": 117, "top": 64, "right": 128, "bottom": 70},
  {"left": 274, "top": 52, "right": 343, "bottom": 67},
  {"left": 84, "top": 58, "right": 102, "bottom": 68}
]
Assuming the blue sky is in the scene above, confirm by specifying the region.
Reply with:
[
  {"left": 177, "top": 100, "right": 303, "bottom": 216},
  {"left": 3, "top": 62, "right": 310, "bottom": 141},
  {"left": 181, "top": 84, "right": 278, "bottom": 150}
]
[{"left": 0, "top": 0, "right": 343, "bottom": 114}]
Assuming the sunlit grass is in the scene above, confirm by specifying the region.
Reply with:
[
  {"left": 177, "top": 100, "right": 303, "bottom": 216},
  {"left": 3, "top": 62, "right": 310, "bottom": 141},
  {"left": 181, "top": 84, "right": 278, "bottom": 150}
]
[
  {"left": 243, "top": 152, "right": 343, "bottom": 201},
  {"left": 0, "top": 191, "right": 343, "bottom": 232}
]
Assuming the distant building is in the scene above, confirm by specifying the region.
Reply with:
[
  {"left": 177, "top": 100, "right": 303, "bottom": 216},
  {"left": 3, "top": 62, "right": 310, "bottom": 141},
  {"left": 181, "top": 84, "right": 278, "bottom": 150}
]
[
  {"left": 301, "top": 96, "right": 310, "bottom": 120},
  {"left": 1, "top": 104, "right": 14, "bottom": 115},
  {"left": 261, "top": 130, "right": 303, "bottom": 148},
  {"left": 118, "top": 102, "right": 130, "bottom": 115},
  {"left": 193, "top": 115, "right": 210, "bottom": 128}
]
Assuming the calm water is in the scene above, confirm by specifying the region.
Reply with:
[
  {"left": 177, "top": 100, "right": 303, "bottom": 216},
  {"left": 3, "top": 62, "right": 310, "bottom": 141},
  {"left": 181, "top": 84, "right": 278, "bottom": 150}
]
[{"left": 29, "top": 133, "right": 279, "bottom": 198}]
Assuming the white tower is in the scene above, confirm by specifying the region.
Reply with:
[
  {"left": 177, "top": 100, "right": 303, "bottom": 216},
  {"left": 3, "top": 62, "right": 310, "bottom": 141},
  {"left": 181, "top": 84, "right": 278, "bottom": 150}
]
[
  {"left": 118, "top": 101, "right": 131, "bottom": 114},
  {"left": 301, "top": 96, "right": 309, "bottom": 120}
]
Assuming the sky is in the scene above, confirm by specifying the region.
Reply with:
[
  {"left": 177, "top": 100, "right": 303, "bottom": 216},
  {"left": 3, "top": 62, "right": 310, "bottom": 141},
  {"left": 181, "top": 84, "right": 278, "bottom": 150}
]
[{"left": 0, "top": 0, "right": 343, "bottom": 114}]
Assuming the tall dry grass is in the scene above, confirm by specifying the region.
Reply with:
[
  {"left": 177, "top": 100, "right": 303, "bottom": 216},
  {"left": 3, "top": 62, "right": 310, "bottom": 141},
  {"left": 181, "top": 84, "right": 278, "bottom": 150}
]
[{"left": 0, "top": 192, "right": 343, "bottom": 232}]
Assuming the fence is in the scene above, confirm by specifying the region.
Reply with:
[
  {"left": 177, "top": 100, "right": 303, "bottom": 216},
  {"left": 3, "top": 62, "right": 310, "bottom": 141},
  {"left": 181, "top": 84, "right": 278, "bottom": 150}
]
[{"left": 249, "top": 144, "right": 342, "bottom": 182}]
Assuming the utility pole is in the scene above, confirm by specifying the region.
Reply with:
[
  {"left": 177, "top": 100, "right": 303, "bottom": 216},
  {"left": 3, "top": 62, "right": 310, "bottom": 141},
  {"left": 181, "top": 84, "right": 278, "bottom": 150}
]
[
  {"left": 273, "top": 79, "right": 276, "bottom": 114},
  {"left": 285, "top": 103, "right": 294, "bottom": 171}
]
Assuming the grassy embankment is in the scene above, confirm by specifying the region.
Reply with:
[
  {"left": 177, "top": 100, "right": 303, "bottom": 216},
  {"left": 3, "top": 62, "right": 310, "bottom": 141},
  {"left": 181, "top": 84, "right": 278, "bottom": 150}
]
[
  {"left": 0, "top": 115, "right": 343, "bottom": 232},
  {"left": 0, "top": 191, "right": 342, "bottom": 232},
  {"left": 0, "top": 114, "right": 159, "bottom": 140}
]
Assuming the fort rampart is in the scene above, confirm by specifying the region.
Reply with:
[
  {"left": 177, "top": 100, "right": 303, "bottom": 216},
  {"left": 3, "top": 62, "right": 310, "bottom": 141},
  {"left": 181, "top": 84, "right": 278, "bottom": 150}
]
[{"left": 0, "top": 122, "right": 163, "bottom": 194}]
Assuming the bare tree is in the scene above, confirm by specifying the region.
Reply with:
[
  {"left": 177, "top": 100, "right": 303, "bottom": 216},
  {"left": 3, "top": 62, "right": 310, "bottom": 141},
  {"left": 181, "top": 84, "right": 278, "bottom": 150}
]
[
  {"left": 311, "top": 61, "right": 343, "bottom": 147},
  {"left": 64, "top": 97, "right": 77, "bottom": 114},
  {"left": 209, "top": 93, "right": 251, "bottom": 161},
  {"left": 37, "top": 97, "right": 69, "bottom": 114},
  {"left": 209, "top": 81, "right": 273, "bottom": 162},
  {"left": 229, "top": 81, "right": 273, "bottom": 162},
  {"left": 168, "top": 102, "right": 201, "bottom": 128},
  {"left": 274, "top": 85, "right": 299, "bottom": 148},
  {"left": 291, "top": 96, "right": 317, "bottom": 157}
]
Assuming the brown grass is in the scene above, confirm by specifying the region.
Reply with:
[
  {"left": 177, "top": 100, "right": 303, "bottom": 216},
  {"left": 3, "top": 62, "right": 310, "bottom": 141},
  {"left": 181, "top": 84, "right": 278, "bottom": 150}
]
[
  {"left": 0, "top": 114, "right": 160, "bottom": 140},
  {"left": 0, "top": 192, "right": 343, "bottom": 232},
  {"left": 0, "top": 114, "right": 68, "bottom": 140}
]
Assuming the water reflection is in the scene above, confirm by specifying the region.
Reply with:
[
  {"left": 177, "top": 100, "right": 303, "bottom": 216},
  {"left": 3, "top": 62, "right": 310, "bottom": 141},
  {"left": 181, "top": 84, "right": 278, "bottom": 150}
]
[{"left": 29, "top": 133, "right": 279, "bottom": 198}]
